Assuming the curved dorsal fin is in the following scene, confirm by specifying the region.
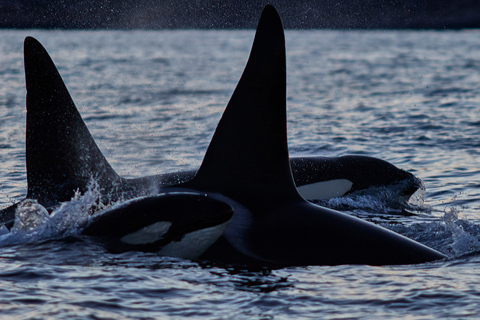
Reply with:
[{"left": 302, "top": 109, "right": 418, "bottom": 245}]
[
  {"left": 24, "top": 37, "right": 122, "bottom": 204},
  {"left": 185, "top": 5, "right": 301, "bottom": 204}
]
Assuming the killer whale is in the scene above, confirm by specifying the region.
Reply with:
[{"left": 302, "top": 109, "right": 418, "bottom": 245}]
[
  {"left": 0, "top": 36, "right": 236, "bottom": 257},
  {"left": 146, "top": 155, "right": 422, "bottom": 202},
  {"left": 0, "top": 34, "right": 421, "bottom": 229},
  {"left": 291, "top": 155, "right": 422, "bottom": 201},
  {"left": 178, "top": 5, "right": 446, "bottom": 267},
  {"left": 0, "top": 6, "right": 445, "bottom": 266}
]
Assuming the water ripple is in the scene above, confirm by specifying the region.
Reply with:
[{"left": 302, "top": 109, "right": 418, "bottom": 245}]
[{"left": 0, "top": 29, "right": 480, "bottom": 319}]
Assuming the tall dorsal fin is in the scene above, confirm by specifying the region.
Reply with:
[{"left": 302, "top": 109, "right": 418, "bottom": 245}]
[
  {"left": 184, "top": 5, "right": 301, "bottom": 203},
  {"left": 24, "top": 37, "right": 122, "bottom": 204}
]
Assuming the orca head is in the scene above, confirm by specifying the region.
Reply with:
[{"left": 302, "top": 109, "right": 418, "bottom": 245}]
[
  {"left": 290, "top": 156, "right": 424, "bottom": 201},
  {"left": 82, "top": 191, "right": 234, "bottom": 259}
]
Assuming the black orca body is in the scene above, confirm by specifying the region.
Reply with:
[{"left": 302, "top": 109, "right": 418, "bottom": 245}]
[
  {"left": 0, "top": 6, "right": 446, "bottom": 267},
  {"left": 180, "top": 6, "right": 446, "bottom": 267},
  {"left": 0, "top": 37, "right": 235, "bottom": 255},
  {"left": 0, "top": 35, "right": 420, "bottom": 228},
  {"left": 290, "top": 155, "right": 422, "bottom": 200},
  {"left": 145, "top": 155, "right": 422, "bottom": 202}
]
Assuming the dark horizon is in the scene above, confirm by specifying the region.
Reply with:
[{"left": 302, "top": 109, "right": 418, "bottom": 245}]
[{"left": 1, "top": 0, "right": 480, "bottom": 30}]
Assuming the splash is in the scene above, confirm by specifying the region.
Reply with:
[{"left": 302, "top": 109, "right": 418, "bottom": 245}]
[
  {"left": 49, "top": 179, "right": 103, "bottom": 235},
  {"left": 382, "top": 204, "right": 480, "bottom": 258},
  {"left": 442, "top": 207, "right": 480, "bottom": 256},
  {"left": 0, "top": 179, "right": 103, "bottom": 246},
  {"left": 314, "top": 180, "right": 426, "bottom": 216},
  {"left": 11, "top": 199, "right": 55, "bottom": 233},
  {"left": 408, "top": 185, "right": 426, "bottom": 207}
]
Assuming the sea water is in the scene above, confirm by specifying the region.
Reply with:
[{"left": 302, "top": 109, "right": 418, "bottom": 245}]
[{"left": 0, "top": 29, "right": 480, "bottom": 319}]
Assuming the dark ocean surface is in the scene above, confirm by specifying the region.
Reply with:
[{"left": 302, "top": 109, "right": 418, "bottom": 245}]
[{"left": 1, "top": 29, "right": 480, "bottom": 319}]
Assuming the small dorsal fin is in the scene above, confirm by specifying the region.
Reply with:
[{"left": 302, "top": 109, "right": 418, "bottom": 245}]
[
  {"left": 184, "top": 5, "right": 301, "bottom": 203},
  {"left": 23, "top": 37, "right": 122, "bottom": 204}
]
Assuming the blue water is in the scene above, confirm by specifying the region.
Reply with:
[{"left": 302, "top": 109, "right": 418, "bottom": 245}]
[{"left": 1, "top": 29, "right": 480, "bottom": 319}]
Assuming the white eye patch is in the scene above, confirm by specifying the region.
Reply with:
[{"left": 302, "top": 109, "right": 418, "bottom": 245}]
[
  {"left": 297, "top": 179, "right": 353, "bottom": 200},
  {"left": 121, "top": 221, "right": 172, "bottom": 245},
  {"left": 159, "top": 222, "right": 230, "bottom": 260}
]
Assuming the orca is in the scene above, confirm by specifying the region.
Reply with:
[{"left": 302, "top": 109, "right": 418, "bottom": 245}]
[
  {"left": 147, "top": 155, "right": 422, "bottom": 202},
  {"left": 0, "top": 35, "right": 421, "bottom": 229},
  {"left": 291, "top": 155, "right": 422, "bottom": 201},
  {"left": 177, "top": 5, "right": 446, "bottom": 267},
  {"left": 0, "top": 36, "right": 235, "bottom": 257},
  {"left": 0, "top": 6, "right": 445, "bottom": 267},
  {"left": 0, "top": 36, "right": 135, "bottom": 229}
]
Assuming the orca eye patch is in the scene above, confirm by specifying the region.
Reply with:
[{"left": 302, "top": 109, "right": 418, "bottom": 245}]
[
  {"left": 297, "top": 179, "right": 353, "bottom": 200},
  {"left": 121, "top": 221, "right": 172, "bottom": 245}
]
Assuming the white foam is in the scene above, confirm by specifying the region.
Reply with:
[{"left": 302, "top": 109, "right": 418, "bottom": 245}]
[
  {"left": 443, "top": 208, "right": 480, "bottom": 256},
  {"left": 50, "top": 180, "right": 102, "bottom": 235},
  {"left": 11, "top": 199, "right": 52, "bottom": 232},
  {"left": 0, "top": 179, "right": 103, "bottom": 245}
]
